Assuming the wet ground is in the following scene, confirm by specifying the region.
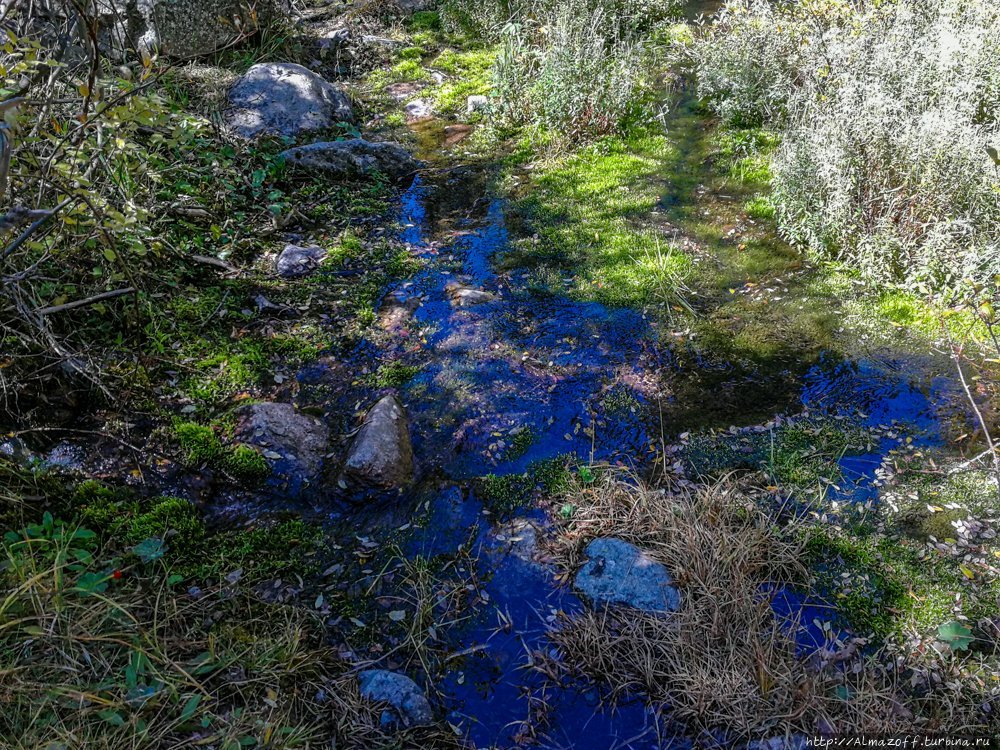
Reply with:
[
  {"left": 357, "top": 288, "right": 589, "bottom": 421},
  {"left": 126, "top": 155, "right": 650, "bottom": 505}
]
[
  {"left": 27, "top": 106, "right": 974, "bottom": 750},
  {"left": 23, "top": 7, "right": 976, "bottom": 743},
  {"left": 296, "top": 143, "right": 970, "bottom": 747}
]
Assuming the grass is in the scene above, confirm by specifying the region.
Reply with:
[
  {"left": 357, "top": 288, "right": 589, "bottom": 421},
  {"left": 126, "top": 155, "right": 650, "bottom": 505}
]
[
  {"left": 0, "top": 511, "right": 463, "bottom": 749},
  {"left": 547, "top": 469, "right": 998, "bottom": 738}
]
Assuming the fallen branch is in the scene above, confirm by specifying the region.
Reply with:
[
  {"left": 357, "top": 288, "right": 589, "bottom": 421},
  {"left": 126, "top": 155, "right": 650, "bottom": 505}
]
[
  {"left": 37, "top": 286, "right": 136, "bottom": 315},
  {"left": 191, "top": 254, "right": 241, "bottom": 274}
]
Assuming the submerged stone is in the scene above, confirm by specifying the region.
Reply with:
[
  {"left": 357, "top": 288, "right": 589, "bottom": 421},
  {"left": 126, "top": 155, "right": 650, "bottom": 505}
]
[
  {"left": 275, "top": 244, "right": 326, "bottom": 278},
  {"left": 445, "top": 281, "right": 496, "bottom": 307},
  {"left": 235, "top": 402, "right": 329, "bottom": 496},
  {"left": 225, "top": 63, "right": 354, "bottom": 139},
  {"left": 343, "top": 394, "right": 414, "bottom": 489},
  {"left": 357, "top": 669, "right": 432, "bottom": 727},
  {"left": 279, "top": 139, "right": 421, "bottom": 183},
  {"left": 573, "top": 537, "right": 680, "bottom": 613},
  {"left": 404, "top": 98, "right": 434, "bottom": 122}
]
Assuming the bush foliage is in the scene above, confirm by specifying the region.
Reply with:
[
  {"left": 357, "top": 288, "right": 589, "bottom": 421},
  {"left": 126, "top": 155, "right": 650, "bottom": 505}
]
[
  {"left": 446, "top": 0, "right": 680, "bottom": 139},
  {"left": 695, "top": 0, "right": 1000, "bottom": 289}
]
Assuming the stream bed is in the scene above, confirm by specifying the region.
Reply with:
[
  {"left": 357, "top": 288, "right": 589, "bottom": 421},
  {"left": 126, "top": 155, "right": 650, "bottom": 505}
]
[{"left": 302, "top": 156, "right": 969, "bottom": 748}]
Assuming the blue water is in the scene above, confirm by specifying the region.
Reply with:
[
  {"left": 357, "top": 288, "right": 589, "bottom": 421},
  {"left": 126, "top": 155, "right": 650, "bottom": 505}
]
[{"left": 296, "top": 168, "right": 968, "bottom": 748}]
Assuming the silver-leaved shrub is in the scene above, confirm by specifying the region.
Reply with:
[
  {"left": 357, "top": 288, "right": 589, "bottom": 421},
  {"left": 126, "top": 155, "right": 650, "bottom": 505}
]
[{"left": 696, "top": 0, "right": 1000, "bottom": 288}]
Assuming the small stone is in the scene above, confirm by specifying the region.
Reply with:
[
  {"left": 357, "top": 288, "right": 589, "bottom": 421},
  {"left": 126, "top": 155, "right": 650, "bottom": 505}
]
[
  {"left": 445, "top": 281, "right": 496, "bottom": 306},
  {"left": 0, "top": 437, "right": 32, "bottom": 465},
  {"left": 235, "top": 403, "right": 329, "bottom": 496},
  {"left": 573, "top": 537, "right": 680, "bottom": 613},
  {"left": 358, "top": 669, "right": 432, "bottom": 727},
  {"left": 342, "top": 395, "right": 415, "bottom": 489},
  {"left": 466, "top": 94, "right": 489, "bottom": 114},
  {"left": 443, "top": 124, "right": 473, "bottom": 146},
  {"left": 404, "top": 98, "right": 433, "bottom": 122},
  {"left": 377, "top": 293, "right": 419, "bottom": 331},
  {"left": 275, "top": 244, "right": 326, "bottom": 278}
]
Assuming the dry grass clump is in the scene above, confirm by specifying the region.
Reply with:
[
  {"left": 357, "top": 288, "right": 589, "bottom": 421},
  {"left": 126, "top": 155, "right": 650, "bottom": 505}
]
[
  {"left": 547, "top": 470, "right": 988, "bottom": 739},
  {"left": 0, "top": 515, "right": 461, "bottom": 749}
]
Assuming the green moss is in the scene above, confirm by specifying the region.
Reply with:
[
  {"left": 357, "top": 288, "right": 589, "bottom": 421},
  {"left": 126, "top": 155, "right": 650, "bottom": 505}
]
[
  {"left": 211, "top": 519, "right": 320, "bottom": 577},
  {"left": 506, "top": 427, "right": 535, "bottom": 460},
  {"left": 75, "top": 485, "right": 319, "bottom": 578},
  {"left": 123, "top": 496, "right": 206, "bottom": 557},
  {"left": 400, "top": 46, "right": 426, "bottom": 60},
  {"left": 803, "top": 522, "right": 999, "bottom": 640},
  {"left": 174, "top": 421, "right": 224, "bottom": 465},
  {"left": 476, "top": 456, "right": 572, "bottom": 514},
  {"left": 684, "top": 417, "right": 875, "bottom": 490},
  {"left": 512, "top": 131, "right": 692, "bottom": 308},
  {"left": 75, "top": 480, "right": 137, "bottom": 528},
  {"left": 370, "top": 361, "right": 422, "bottom": 388},
  {"left": 408, "top": 10, "right": 441, "bottom": 31},
  {"left": 427, "top": 48, "right": 495, "bottom": 114},
  {"left": 477, "top": 473, "right": 533, "bottom": 513},
  {"left": 221, "top": 444, "right": 270, "bottom": 485},
  {"left": 531, "top": 456, "right": 572, "bottom": 496},
  {"left": 803, "top": 530, "right": 908, "bottom": 638}
]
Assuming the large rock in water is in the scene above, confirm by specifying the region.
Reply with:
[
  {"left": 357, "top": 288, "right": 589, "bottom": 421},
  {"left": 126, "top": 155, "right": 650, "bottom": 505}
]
[
  {"left": 278, "top": 140, "right": 420, "bottom": 183},
  {"left": 573, "top": 537, "right": 680, "bottom": 613},
  {"left": 225, "top": 63, "right": 354, "bottom": 139},
  {"left": 343, "top": 395, "right": 414, "bottom": 489},
  {"left": 235, "top": 402, "right": 329, "bottom": 496},
  {"left": 358, "top": 670, "right": 432, "bottom": 728},
  {"left": 100, "top": 0, "right": 286, "bottom": 58}
]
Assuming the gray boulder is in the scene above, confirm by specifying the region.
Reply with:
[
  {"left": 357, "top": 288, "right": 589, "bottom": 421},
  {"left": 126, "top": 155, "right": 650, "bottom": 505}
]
[
  {"left": 225, "top": 63, "right": 354, "bottom": 139},
  {"left": 275, "top": 244, "right": 326, "bottom": 278},
  {"left": 235, "top": 402, "right": 329, "bottom": 495},
  {"left": 279, "top": 139, "right": 420, "bottom": 183},
  {"left": 100, "top": 0, "right": 286, "bottom": 58},
  {"left": 358, "top": 669, "right": 432, "bottom": 728},
  {"left": 343, "top": 394, "right": 414, "bottom": 489},
  {"left": 573, "top": 537, "right": 680, "bottom": 613}
]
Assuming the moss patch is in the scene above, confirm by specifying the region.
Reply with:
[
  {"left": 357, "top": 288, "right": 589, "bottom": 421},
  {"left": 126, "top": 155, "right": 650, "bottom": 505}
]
[{"left": 683, "top": 417, "right": 876, "bottom": 491}]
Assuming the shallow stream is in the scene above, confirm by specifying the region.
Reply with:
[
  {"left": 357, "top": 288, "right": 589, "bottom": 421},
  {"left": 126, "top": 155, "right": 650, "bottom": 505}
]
[{"left": 301, "top": 138, "right": 970, "bottom": 747}]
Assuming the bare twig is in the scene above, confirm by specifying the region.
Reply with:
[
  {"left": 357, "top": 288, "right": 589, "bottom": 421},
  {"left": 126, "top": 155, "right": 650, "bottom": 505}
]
[
  {"left": 945, "top": 329, "right": 1000, "bottom": 500},
  {"left": 36, "top": 286, "right": 137, "bottom": 316}
]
